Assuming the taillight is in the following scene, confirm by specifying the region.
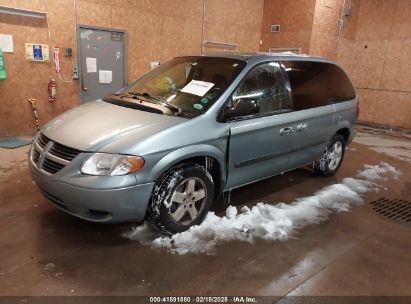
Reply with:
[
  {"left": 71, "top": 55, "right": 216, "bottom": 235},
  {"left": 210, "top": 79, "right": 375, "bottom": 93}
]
[{"left": 356, "top": 101, "right": 360, "bottom": 116}]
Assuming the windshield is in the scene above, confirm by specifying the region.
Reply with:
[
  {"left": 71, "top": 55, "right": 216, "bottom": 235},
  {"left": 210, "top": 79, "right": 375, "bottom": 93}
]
[{"left": 118, "top": 56, "right": 246, "bottom": 117}]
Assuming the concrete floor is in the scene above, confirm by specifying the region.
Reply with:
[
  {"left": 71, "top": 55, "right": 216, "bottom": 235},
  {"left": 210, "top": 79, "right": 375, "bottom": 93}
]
[{"left": 0, "top": 130, "right": 410, "bottom": 297}]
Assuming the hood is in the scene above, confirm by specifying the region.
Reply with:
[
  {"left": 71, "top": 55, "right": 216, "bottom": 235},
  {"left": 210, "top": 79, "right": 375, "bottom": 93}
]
[{"left": 42, "top": 100, "right": 187, "bottom": 151}]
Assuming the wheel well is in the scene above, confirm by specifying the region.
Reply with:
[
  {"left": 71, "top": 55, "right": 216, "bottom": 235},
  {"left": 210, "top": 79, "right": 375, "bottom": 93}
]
[
  {"left": 336, "top": 128, "right": 350, "bottom": 143},
  {"left": 164, "top": 156, "right": 223, "bottom": 199}
]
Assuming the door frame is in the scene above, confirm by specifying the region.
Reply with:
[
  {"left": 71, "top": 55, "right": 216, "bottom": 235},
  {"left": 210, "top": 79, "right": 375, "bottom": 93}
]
[{"left": 76, "top": 24, "right": 128, "bottom": 103}]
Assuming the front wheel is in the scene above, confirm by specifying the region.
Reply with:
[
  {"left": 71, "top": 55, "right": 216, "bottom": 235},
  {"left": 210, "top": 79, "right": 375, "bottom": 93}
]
[
  {"left": 314, "top": 134, "right": 345, "bottom": 177},
  {"left": 147, "top": 164, "right": 214, "bottom": 234}
]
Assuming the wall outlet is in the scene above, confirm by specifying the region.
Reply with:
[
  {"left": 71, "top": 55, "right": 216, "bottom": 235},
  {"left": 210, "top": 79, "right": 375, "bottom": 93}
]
[{"left": 72, "top": 64, "right": 79, "bottom": 80}]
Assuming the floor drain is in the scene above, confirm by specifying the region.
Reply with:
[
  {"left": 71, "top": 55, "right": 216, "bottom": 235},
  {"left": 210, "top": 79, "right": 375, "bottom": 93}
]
[{"left": 370, "top": 198, "right": 411, "bottom": 225}]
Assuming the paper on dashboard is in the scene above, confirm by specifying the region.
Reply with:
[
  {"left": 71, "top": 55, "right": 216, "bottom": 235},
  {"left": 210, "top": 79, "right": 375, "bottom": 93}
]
[{"left": 181, "top": 80, "right": 214, "bottom": 97}]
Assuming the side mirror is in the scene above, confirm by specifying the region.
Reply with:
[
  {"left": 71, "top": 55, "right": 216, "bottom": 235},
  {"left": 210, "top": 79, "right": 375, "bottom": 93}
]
[{"left": 223, "top": 98, "right": 260, "bottom": 120}]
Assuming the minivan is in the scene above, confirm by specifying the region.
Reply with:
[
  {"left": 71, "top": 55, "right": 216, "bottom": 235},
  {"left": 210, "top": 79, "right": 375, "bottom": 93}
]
[{"left": 29, "top": 53, "right": 357, "bottom": 234}]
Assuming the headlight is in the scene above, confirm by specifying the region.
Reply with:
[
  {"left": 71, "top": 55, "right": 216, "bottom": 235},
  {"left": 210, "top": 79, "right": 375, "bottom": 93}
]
[{"left": 81, "top": 153, "right": 144, "bottom": 176}]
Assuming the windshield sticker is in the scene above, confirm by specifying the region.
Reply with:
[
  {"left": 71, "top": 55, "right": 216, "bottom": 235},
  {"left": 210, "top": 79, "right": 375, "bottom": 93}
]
[
  {"left": 181, "top": 80, "right": 215, "bottom": 97},
  {"left": 193, "top": 103, "right": 203, "bottom": 110},
  {"left": 201, "top": 97, "right": 209, "bottom": 104}
]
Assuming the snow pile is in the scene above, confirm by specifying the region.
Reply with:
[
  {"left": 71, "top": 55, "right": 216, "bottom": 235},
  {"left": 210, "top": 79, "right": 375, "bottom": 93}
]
[
  {"left": 356, "top": 162, "right": 401, "bottom": 181},
  {"left": 123, "top": 162, "right": 400, "bottom": 255}
]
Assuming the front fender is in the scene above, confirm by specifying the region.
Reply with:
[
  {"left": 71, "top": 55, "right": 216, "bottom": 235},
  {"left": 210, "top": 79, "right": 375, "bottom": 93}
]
[{"left": 150, "top": 144, "right": 226, "bottom": 182}]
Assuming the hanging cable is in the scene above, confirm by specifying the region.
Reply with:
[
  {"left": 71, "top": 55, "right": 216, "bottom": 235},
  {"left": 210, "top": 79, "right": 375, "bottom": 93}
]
[
  {"left": 44, "top": 0, "right": 76, "bottom": 83},
  {"left": 334, "top": 0, "right": 348, "bottom": 60}
]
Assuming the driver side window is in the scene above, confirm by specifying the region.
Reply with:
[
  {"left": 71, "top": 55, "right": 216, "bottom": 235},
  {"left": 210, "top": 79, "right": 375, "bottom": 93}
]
[{"left": 231, "top": 62, "right": 290, "bottom": 117}]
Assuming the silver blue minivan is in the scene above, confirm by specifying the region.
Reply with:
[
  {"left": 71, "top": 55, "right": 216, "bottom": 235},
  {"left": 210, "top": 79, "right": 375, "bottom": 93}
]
[{"left": 29, "top": 53, "right": 357, "bottom": 234}]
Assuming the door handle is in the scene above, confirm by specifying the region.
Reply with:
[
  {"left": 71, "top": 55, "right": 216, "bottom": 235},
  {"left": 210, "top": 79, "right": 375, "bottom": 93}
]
[
  {"left": 296, "top": 123, "right": 308, "bottom": 132},
  {"left": 280, "top": 127, "right": 294, "bottom": 136}
]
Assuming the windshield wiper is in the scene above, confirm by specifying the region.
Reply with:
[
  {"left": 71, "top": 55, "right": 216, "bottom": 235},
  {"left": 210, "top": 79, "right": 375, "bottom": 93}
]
[{"left": 128, "top": 91, "right": 183, "bottom": 116}]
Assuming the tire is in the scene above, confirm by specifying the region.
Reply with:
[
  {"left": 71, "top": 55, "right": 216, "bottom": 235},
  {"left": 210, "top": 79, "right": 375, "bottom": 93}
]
[
  {"left": 147, "top": 164, "right": 214, "bottom": 235},
  {"left": 314, "top": 134, "right": 345, "bottom": 177}
]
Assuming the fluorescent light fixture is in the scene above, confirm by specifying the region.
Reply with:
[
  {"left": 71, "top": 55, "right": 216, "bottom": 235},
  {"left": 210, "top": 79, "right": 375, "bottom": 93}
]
[
  {"left": 0, "top": 6, "right": 47, "bottom": 19},
  {"left": 203, "top": 41, "right": 237, "bottom": 49}
]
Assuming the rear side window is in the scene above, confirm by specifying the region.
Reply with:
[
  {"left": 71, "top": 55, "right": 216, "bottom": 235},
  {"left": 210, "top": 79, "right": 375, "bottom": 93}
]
[{"left": 282, "top": 61, "right": 356, "bottom": 111}]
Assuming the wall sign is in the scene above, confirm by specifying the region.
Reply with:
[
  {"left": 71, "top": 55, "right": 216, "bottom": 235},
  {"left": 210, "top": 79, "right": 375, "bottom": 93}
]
[
  {"left": 86, "top": 57, "right": 97, "bottom": 73},
  {"left": 99, "top": 70, "right": 112, "bottom": 84},
  {"left": 111, "top": 32, "right": 123, "bottom": 41},
  {"left": 0, "top": 34, "right": 13, "bottom": 53},
  {"left": 25, "top": 43, "right": 50, "bottom": 61}
]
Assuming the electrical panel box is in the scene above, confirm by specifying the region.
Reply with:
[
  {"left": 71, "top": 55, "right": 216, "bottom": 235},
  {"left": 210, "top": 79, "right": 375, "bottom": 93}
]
[
  {"left": 25, "top": 43, "right": 50, "bottom": 61},
  {"left": 271, "top": 24, "right": 281, "bottom": 33},
  {"left": 64, "top": 47, "right": 72, "bottom": 57}
]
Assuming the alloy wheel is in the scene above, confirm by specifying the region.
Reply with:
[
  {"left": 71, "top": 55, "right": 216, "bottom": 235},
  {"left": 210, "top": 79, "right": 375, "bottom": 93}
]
[
  {"left": 328, "top": 141, "right": 343, "bottom": 171},
  {"left": 169, "top": 177, "right": 207, "bottom": 225}
]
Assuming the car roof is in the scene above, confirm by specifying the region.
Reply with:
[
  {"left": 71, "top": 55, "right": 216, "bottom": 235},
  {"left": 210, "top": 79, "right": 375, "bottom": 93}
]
[{"left": 176, "top": 52, "right": 334, "bottom": 64}]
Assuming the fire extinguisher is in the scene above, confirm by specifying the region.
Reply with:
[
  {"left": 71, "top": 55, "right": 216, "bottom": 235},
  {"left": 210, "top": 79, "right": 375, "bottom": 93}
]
[{"left": 48, "top": 78, "right": 57, "bottom": 102}]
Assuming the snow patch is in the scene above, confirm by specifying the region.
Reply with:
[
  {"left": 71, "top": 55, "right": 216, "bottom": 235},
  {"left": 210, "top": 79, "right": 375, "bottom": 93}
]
[
  {"left": 356, "top": 162, "right": 401, "bottom": 181},
  {"left": 354, "top": 132, "right": 411, "bottom": 165},
  {"left": 123, "top": 162, "right": 400, "bottom": 255}
]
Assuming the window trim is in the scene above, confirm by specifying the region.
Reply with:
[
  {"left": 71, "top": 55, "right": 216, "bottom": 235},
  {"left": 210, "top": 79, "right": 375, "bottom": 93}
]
[
  {"left": 217, "top": 61, "right": 293, "bottom": 123},
  {"left": 223, "top": 108, "right": 293, "bottom": 123}
]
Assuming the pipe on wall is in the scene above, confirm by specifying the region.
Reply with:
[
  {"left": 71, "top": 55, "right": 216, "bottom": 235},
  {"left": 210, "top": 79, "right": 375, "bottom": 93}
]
[
  {"left": 201, "top": 0, "right": 206, "bottom": 53},
  {"left": 334, "top": 0, "right": 349, "bottom": 60}
]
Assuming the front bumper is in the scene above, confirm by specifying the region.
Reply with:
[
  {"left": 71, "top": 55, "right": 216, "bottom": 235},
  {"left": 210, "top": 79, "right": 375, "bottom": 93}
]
[{"left": 29, "top": 154, "right": 154, "bottom": 223}]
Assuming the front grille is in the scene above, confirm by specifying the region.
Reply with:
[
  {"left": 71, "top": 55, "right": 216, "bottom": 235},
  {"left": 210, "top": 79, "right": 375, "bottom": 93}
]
[
  {"left": 32, "top": 149, "right": 40, "bottom": 164},
  {"left": 31, "top": 132, "right": 82, "bottom": 175},
  {"left": 37, "top": 133, "right": 50, "bottom": 148},
  {"left": 43, "top": 158, "right": 66, "bottom": 174},
  {"left": 49, "top": 141, "right": 81, "bottom": 161}
]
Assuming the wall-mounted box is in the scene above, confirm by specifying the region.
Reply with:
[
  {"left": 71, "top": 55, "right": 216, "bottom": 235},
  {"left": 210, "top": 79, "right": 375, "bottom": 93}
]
[
  {"left": 271, "top": 24, "right": 281, "bottom": 32},
  {"left": 25, "top": 43, "right": 49, "bottom": 61},
  {"left": 64, "top": 48, "right": 72, "bottom": 57}
]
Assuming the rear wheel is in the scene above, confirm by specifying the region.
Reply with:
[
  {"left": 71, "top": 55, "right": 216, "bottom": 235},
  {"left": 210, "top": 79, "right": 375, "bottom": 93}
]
[
  {"left": 148, "top": 164, "right": 214, "bottom": 234},
  {"left": 314, "top": 134, "right": 345, "bottom": 177}
]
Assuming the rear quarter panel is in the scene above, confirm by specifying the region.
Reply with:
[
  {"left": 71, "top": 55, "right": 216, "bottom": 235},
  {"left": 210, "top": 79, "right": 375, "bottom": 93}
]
[{"left": 332, "top": 98, "right": 358, "bottom": 144}]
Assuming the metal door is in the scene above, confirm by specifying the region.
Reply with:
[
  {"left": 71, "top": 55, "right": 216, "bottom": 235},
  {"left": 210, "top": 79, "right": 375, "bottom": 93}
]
[{"left": 77, "top": 26, "right": 126, "bottom": 103}]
